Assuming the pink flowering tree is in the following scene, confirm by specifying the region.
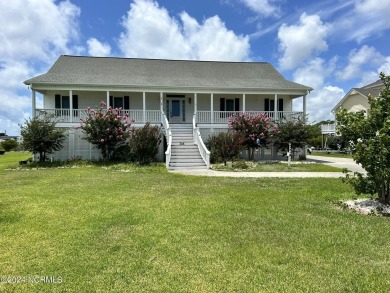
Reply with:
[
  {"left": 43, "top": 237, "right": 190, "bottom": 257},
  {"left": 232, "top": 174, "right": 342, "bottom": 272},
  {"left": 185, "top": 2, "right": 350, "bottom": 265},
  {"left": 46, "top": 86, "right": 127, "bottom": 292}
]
[
  {"left": 228, "top": 112, "right": 277, "bottom": 160},
  {"left": 79, "top": 101, "right": 134, "bottom": 161}
]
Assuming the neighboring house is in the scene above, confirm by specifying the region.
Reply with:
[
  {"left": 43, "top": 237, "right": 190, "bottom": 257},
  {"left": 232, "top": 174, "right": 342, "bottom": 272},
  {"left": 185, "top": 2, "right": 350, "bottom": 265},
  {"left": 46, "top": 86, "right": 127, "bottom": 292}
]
[
  {"left": 0, "top": 135, "right": 21, "bottom": 143},
  {"left": 24, "top": 55, "right": 312, "bottom": 169},
  {"left": 322, "top": 79, "right": 384, "bottom": 136}
]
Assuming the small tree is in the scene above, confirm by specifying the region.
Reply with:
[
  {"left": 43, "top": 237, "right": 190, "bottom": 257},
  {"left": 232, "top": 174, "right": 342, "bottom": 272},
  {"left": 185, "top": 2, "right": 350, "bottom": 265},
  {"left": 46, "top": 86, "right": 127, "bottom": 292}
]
[
  {"left": 79, "top": 102, "right": 134, "bottom": 161},
  {"left": 336, "top": 73, "right": 390, "bottom": 204},
  {"left": 128, "top": 123, "right": 161, "bottom": 165},
  {"left": 206, "top": 131, "right": 244, "bottom": 165},
  {"left": 20, "top": 115, "right": 65, "bottom": 162},
  {"left": 1, "top": 139, "right": 18, "bottom": 151},
  {"left": 273, "top": 117, "right": 308, "bottom": 160},
  {"left": 229, "top": 112, "right": 276, "bottom": 160}
]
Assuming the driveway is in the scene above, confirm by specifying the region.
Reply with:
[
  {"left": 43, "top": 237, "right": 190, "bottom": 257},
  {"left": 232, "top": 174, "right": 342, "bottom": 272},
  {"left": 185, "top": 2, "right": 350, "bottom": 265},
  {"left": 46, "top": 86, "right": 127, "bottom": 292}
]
[
  {"left": 171, "top": 155, "right": 366, "bottom": 178},
  {"left": 306, "top": 155, "right": 366, "bottom": 174}
]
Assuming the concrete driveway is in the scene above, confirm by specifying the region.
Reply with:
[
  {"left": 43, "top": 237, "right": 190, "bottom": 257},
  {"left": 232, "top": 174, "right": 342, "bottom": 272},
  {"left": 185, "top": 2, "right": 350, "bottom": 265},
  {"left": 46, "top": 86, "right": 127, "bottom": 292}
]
[
  {"left": 171, "top": 155, "right": 366, "bottom": 178},
  {"left": 306, "top": 155, "right": 366, "bottom": 174}
]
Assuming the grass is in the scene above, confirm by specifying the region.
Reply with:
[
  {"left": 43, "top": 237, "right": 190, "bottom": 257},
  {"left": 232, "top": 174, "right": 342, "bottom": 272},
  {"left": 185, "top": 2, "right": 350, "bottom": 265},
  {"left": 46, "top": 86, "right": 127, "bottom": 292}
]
[
  {"left": 212, "top": 161, "right": 344, "bottom": 172},
  {"left": 310, "top": 151, "right": 352, "bottom": 158},
  {"left": 0, "top": 151, "right": 32, "bottom": 171},
  {"left": 1, "top": 153, "right": 390, "bottom": 292}
]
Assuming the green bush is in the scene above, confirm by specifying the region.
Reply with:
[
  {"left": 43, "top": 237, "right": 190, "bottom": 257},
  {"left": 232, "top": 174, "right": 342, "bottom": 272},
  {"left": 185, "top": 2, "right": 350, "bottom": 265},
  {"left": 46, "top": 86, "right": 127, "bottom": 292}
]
[
  {"left": 206, "top": 131, "right": 244, "bottom": 165},
  {"left": 1, "top": 139, "right": 18, "bottom": 151},
  {"left": 129, "top": 123, "right": 161, "bottom": 165}
]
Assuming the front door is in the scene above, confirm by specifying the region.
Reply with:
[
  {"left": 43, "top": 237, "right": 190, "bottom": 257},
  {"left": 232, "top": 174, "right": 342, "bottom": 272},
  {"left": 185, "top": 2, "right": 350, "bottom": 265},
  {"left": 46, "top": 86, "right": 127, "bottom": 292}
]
[{"left": 167, "top": 98, "right": 184, "bottom": 123}]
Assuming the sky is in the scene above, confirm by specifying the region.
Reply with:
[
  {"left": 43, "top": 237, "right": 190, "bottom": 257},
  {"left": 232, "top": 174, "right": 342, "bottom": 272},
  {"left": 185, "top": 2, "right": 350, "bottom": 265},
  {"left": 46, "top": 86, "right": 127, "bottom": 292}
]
[{"left": 1, "top": 0, "right": 390, "bottom": 135}]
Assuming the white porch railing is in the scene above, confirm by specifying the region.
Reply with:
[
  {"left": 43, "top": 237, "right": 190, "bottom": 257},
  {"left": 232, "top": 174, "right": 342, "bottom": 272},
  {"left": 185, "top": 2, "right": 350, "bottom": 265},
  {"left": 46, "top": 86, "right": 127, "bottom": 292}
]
[
  {"left": 321, "top": 124, "right": 336, "bottom": 134},
  {"left": 162, "top": 111, "right": 172, "bottom": 169},
  {"left": 35, "top": 109, "right": 161, "bottom": 124},
  {"left": 193, "top": 113, "right": 210, "bottom": 168},
  {"left": 196, "top": 111, "right": 304, "bottom": 124}
]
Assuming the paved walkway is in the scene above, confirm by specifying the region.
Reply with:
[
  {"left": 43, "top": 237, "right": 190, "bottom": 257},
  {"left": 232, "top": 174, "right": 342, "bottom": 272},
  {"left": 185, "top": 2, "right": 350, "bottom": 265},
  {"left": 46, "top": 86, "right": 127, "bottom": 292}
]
[{"left": 171, "top": 155, "right": 366, "bottom": 178}]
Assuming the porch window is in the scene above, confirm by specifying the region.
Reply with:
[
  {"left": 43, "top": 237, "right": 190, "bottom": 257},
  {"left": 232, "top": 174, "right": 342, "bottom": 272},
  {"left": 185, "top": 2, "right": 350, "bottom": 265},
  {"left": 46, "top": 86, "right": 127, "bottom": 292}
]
[
  {"left": 55, "top": 94, "right": 78, "bottom": 116},
  {"left": 264, "top": 98, "right": 283, "bottom": 111},
  {"left": 220, "top": 98, "right": 240, "bottom": 111},
  {"left": 109, "top": 96, "right": 130, "bottom": 110}
]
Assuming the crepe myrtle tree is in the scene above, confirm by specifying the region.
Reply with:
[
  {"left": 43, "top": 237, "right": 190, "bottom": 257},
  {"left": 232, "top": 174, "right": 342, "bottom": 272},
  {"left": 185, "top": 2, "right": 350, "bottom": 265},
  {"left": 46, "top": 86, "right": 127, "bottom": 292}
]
[
  {"left": 273, "top": 117, "right": 308, "bottom": 160},
  {"left": 228, "top": 112, "right": 277, "bottom": 160},
  {"left": 79, "top": 102, "right": 134, "bottom": 161},
  {"left": 336, "top": 73, "right": 390, "bottom": 204},
  {"left": 206, "top": 131, "right": 244, "bottom": 165},
  {"left": 20, "top": 115, "right": 66, "bottom": 162}
]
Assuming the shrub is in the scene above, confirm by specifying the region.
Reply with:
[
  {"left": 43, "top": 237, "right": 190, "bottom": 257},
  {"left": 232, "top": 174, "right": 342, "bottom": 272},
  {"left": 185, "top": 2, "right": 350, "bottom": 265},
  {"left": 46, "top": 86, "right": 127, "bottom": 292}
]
[
  {"left": 20, "top": 115, "right": 65, "bottom": 162},
  {"left": 337, "top": 73, "right": 390, "bottom": 204},
  {"left": 206, "top": 131, "right": 244, "bottom": 166},
  {"left": 1, "top": 139, "right": 18, "bottom": 151},
  {"left": 129, "top": 123, "right": 161, "bottom": 165},
  {"left": 79, "top": 102, "right": 134, "bottom": 161}
]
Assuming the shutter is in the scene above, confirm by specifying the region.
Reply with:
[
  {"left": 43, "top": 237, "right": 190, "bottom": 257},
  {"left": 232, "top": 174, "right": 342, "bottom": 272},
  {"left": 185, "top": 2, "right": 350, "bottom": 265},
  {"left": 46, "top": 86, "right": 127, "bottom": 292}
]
[
  {"left": 55, "top": 95, "right": 61, "bottom": 109},
  {"left": 278, "top": 98, "right": 283, "bottom": 111},
  {"left": 220, "top": 98, "right": 225, "bottom": 111},
  {"left": 109, "top": 96, "right": 113, "bottom": 108},
  {"left": 72, "top": 95, "right": 78, "bottom": 109},
  {"left": 124, "top": 96, "right": 130, "bottom": 109},
  {"left": 264, "top": 98, "right": 269, "bottom": 111},
  {"left": 235, "top": 98, "right": 240, "bottom": 111}
]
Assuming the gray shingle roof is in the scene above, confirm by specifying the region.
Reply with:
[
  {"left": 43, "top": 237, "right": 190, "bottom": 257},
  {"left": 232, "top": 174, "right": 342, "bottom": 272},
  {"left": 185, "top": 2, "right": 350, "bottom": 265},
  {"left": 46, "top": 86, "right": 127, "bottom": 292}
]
[
  {"left": 25, "top": 55, "right": 312, "bottom": 92},
  {"left": 354, "top": 79, "right": 383, "bottom": 98}
]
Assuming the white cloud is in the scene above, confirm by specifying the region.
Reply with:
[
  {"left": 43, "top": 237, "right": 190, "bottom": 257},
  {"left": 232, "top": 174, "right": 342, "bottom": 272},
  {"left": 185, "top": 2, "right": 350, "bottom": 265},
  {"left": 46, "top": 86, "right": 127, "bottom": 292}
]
[
  {"left": 87, "top": 38, "right": 111, "bottom": 57},
  {"left": 294, "top": 86, "right": 345, "bottom": 123},
  {"left": 278, "top": 13, "right": 329, "bottom": 70},
  {"left": 378, "top": 57, "right": 390, "bottom": 76},
  {"left": 0, "top": 0, "right": 82, "bottom": 135},
  {"left": 336, "top": 45, "right": 384, "bottom": 81},
  {"left": 240, "top": 0, "right": 280, "bottom": 17},
  {"left": 293, "top": 57, "right": 336, "bottom": 90},
  {"left": 348, "top": 0, "right": 390, "bottom": 42},
  {"left": 0, "top": 0, "right": 80, "bottom": 63},
  {"left": 119, "top": 0, "right": 250, "bottom": 61}
]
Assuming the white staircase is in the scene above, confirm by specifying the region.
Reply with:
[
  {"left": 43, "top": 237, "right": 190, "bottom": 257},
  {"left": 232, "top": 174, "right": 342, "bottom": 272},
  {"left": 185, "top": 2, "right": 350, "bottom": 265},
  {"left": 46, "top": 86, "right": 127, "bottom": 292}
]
[{"left": 169, "top": 124, "right": 207, "bottom": 170}]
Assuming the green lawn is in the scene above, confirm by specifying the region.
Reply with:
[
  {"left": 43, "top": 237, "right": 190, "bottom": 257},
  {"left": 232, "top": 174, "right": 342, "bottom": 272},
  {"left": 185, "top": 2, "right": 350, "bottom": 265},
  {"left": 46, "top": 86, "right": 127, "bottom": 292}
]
[{"left": 1, "top": 153, "right": 389, "bottom": 292}]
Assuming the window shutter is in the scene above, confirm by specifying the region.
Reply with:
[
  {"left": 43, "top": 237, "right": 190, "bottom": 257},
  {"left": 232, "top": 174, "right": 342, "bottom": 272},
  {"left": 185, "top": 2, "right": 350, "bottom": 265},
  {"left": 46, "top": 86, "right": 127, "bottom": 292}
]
[
  {"left": 264, "top": 98, "right": 269, "bottom": 111},
  {"left": 72, "top": 95, "right": 78, "bottom": 109},
  {"left": 109, "top": 96, "right": 113, "bottom": 108},
  {"left": 235, "top": 98, "right": 240, "bottom": 111},
  {"left": 124, "top": 96, "right": 130, "bottom": 109},
  {"left": 55, "top": 95, "right": 61, "bottom": 109},
  {"left": 278, "top": 98, "right": 283, "bottom": 111},
  {"left": 220, "top": 98, "right": 225, "bottom": 111}
]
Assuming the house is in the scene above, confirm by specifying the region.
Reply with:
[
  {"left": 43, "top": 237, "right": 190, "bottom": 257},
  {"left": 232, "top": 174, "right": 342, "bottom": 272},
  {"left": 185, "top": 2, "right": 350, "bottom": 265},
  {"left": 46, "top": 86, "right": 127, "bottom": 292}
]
[
  {"left": 322, "top": 79, "right": 384, "bottom": 136},
  {"left": 24, "top": 55, "right": 312, "bottom": 169}
]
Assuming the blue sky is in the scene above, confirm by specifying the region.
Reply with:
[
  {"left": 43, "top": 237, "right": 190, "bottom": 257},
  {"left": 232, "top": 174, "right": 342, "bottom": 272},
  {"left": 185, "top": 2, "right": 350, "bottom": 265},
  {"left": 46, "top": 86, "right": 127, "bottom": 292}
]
[{"left": 1, "top": 0, "right": 390, "bottom": 135}]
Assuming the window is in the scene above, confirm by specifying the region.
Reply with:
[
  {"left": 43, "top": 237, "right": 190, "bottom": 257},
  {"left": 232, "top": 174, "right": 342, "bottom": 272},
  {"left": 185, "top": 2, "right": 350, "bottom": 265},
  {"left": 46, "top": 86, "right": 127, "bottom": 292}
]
[
  {"left": 109, "top": 96, "right": 130, "bottom": 110},
  {"left": 220, "top": 98, "right": 240, "bottom": 111},
  {"left": 264, "top": 98, "right": 283, "bottom": 111},
  {"left": 55, "top": 94, "right": 78, "bottom": 116}
]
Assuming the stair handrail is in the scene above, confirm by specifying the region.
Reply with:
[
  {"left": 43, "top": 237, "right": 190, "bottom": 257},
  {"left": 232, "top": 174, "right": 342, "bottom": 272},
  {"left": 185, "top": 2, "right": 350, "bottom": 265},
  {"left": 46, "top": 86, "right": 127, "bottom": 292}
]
[
  {"left": 193, "top": 113, "right": 210, "bottom": 168},
  {"left": 162, "top": 111, "right": 172, "bottom": 169}
]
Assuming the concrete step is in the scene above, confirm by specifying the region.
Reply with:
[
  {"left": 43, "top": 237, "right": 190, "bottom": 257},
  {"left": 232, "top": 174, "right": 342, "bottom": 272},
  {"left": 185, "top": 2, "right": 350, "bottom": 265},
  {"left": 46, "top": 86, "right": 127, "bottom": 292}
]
[
  {"left": 169, "top": 165, "right": 208, "bottom": 170},
  {"left": 171, "top": 157, "right": 204, "bottom": 162},
  {"left": 169, "top": 162, "right": 207, "bottom": 167}
]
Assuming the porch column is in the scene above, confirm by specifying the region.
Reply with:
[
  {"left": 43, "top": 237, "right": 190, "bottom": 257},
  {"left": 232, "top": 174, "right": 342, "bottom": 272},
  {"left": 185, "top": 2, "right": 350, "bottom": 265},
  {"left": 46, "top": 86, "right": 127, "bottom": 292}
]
[
  {"left": 274, "top": 94, "right": 278, "bottom": 120},
  {"left": 32, "top": 89, "right": 36, "bottom": 118},
  {"left": 243, "top": 94, "right": 246, "bottom": 112},
  {"left": 194, "top": 93, "right": 197, "bottom": 115},
  {"left": 106, "top": 91, "right": 110, "bottom": 110},
  {"left": 69, "top": 90, "right": 73, "bottom": 122},
  {"left": 143, "top": 92, "right": 146, "bottom": 124},
  {"left": 303, "top": 94, "right": 307, "bottom": 120},
  {"left": 160, "top": 92, "right": 163, "bottom": 112},
  {"left": 210, "top": 93, "right": 214, "bottom": 124}
]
